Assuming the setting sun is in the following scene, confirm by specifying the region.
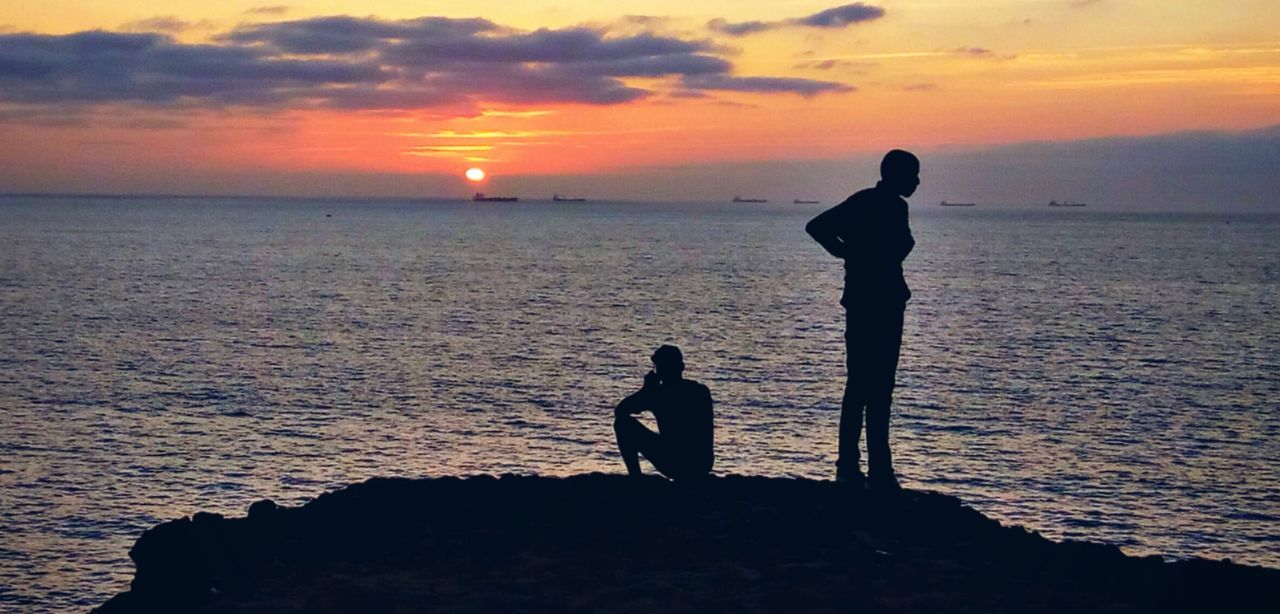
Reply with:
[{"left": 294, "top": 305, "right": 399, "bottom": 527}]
[{"left": 465, "top": 168, "right": 486, "bottom": 182}]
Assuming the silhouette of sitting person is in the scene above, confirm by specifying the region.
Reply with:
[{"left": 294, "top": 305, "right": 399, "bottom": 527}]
[
  {"left": 614, "top": 345, "right": 714, "bottom": 481},
  {"left": 805, "top": 149, "right": 918, "bottom": 492}
]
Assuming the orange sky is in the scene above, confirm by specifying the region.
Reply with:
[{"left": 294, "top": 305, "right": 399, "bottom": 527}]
[{"left": 0, "top": 1, "right": 1277, "bottom": 196}]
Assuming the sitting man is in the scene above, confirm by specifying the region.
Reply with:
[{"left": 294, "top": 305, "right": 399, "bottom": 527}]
[{"left": 613, "top": 345, "right": 714, "bottom": 481}]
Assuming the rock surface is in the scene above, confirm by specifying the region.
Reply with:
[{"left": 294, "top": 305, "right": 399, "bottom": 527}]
[{"left": 95, "top": 474, "right": 1278, "bottom": 613}]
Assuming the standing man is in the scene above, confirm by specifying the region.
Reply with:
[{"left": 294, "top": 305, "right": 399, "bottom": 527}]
[
  {"left": 613, "top": 345, "right": 714, "bottom": 481},
  {"left": 805, "top": 150, "right": 918, "bottom": 491}
]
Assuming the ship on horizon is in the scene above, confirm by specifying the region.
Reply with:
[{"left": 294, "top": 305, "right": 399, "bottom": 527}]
[
  {"left": 733, "top": 196, "right": 768, "bottom": 203},
  {"left": 552, "top": 194, "right": 586, "bottom": 202},
  {"left": 473, "top": 192, "right": 518, "bottom": 202},
  {"left": 1049, "top": 200, "right": 1087, "bottom": 207},
  {"left": 793, "top": 199, "right": 820, "bottom": 204},
  {"left": 940, "top": 200, "right": 976, "bottom": 207}
]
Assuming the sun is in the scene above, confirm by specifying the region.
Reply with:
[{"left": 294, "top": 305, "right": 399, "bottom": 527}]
[{"left": 465, "top": 168, "right": 486, "bottom": 182}]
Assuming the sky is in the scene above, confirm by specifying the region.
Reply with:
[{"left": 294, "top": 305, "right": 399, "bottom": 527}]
[{"left": 0, "top": 1, "right": 1278, "bottom": 208}]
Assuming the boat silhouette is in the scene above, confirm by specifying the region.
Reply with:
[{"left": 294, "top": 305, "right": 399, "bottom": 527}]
[
  {"left": 1048, "top": 200, "right": 1086, "bottom": 207},
  {"left": 940, "top": 200, "right": 976, "bottom": 207},
  {"left": 552, "top": 194, "right": 586, "bottom": 202},
  {"left": 733, "top": 196, "right": 768, "bottom": 203},
  {"left": 473, "top": 192, "right": 518, "bottom": 202},
  {"left": 793, "top": 199, "right": 820, "bottom": 204}
]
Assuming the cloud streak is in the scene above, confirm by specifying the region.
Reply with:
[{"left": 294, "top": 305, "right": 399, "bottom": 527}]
[
  {"left": 708, "top": 3, "right": 884, "bottom": 37},
  {"left": 245, "top": 6, "right": 291, "bottom": 16},
  {"left": 682, "top": 74, "right": 854, "bottom": 96},
  {"left": 0, "top": 15, "right": 851, "bottom": 119}
]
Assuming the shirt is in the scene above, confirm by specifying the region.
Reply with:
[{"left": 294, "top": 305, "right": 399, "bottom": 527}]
[{"left": 810, "top": 182, "right": 914, "bottom": 306}]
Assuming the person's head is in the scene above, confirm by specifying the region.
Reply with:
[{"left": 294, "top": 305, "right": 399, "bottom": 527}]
[
  {"left": 879, "top": 149, "right": 920, "bottom": 197},
  {"left": 651, "top": 344, "right": 685, "bottom": 382}
]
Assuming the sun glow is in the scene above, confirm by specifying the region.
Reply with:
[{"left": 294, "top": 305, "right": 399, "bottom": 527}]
[{"left": 465, "top": 167, "right": 486, "bottom": 182}]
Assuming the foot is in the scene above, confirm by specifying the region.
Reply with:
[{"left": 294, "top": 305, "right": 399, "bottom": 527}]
[
  {"left": 868, "top": 472, "right": 901, "bottom": 493},
  {"left": 835, "top": 469, "right": 866, "bottom": 488}
]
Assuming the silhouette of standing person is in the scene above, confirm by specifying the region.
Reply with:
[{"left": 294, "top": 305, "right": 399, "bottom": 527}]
[
  {"left": 614, "top": 345, "right": 714, "bottom": 481},
  {"left": 805, "top": 150, "right": 918, "bottom": 491}
]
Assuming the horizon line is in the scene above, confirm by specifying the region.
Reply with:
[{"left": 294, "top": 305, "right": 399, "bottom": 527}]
[{"left": 7, "top": 191, "right": 1280, "bottom": 213}]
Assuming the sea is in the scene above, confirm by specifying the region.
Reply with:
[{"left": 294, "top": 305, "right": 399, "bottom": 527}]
[{"left": 1, "top": 195, "right": 1277, "bottom": 611}]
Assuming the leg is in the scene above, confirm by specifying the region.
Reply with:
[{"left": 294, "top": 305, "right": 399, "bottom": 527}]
[
  {"left": 864, "top": 398, "right": 892, "bottom": 480},
  {"left": 614, "top": 415, "right": 649, "bottom": 476},
  {"left": 837, "top": 378, "right": 866, "bottom": 478},
  {"left": 866, "top": 308, "right": 904, "bottom": 482},
  {"left": 613, "top": 415, "right": 695, "bottom": 481},
  {"left": 837, "top": 308, "right": 871, "bottom": 479}
]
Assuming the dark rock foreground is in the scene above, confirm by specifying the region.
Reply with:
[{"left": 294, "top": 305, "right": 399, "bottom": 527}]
[{"left": 96, "top": 474, "right": 1278, "bottom": 613}]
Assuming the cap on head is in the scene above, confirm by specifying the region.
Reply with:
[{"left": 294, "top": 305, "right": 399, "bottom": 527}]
[
  {"left": 880, "top": 149, "right": 919, "bottom": 181},
  {"left": 651, "top": 344, "right": 684, "bottom": 371}
]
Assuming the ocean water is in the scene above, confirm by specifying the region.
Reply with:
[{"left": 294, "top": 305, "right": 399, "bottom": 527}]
[{"left": 1, "top": 195, "right": 1277, "bottom": 611}]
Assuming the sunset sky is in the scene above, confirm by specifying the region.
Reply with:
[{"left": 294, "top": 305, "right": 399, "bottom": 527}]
[{"left": 1, "top": 1, "right": 1277, "bottom": 206}]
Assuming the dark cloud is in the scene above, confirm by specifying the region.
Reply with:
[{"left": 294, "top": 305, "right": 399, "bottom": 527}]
[
  {"left": 222, "top": 16, "right": 501, "bottom": 54},
  {"left": 0, "top": 15, "right": 849, "bottom": 117},
  {"left": 709, "top": 3, "right": 884, "bottom": 37},
  {"left": 381, "top": 28, "right": 709, "bottom": 65},
  {"left": 0, "top": 31, "right": 386, "bottom": 107},
  {"left": 706, "top": 19, "right": 771, "bottom": 37},
  {"left": 796, "top": 4, "right": 885, "bottom": 28}
]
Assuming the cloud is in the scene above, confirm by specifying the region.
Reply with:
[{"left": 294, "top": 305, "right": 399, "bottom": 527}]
[
  {"left": 245, "top": 5, "right": 291, "bottom": 16},
  {"left": 118, "top": 17, "right": 198, "bottom": 34},
  {"left": 0, "top": 15, "right": 849, "bottom": 118},
  {"left": 611, "top": 15, "right": 674, "bottom": 33},
  {"left": 796, "top": 4, "right": 885, "bottom": 28},
  {"left": 951, "top": 46, "right": 1017, "bottom": 60},
  {"left": 793, "top": 58, "right": 871, "bottom": 72},
  {"left": 706, "top": 19, "right": 772, "bottom": 37},
  {"left": 0, "top": 31, "right": 388, "bottom": 108},
  {"left": 708, "top": 3, "right": 884, "bottom": 37},
  {"left": 478, "top": 109, "right": 555, "bottom": 118},
  {"left": 221, "top": 15, "right": 502, "bottom": 54},
  {"left": 120, "top": 117, "right": 189, "bottom": 130},
  {"left": 682, "top": 74, "right": 854, "bottom": 96},
  {"left": 0, "top": 105, "right": 87, "bottom": 126}
]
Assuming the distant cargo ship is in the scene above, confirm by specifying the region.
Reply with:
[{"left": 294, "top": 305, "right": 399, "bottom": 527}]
[
  {"left": 940, "top": 200, "right": 976, "bottom": 207},
  {"left": 473, "top": 192, "right": 518, "bottom": 202},
  {"left": 793, "top": 199, "right": 821, "bottom": 204},
  {"left": 1049, "top": 200, "right": 1086, "bottom": 207},
  {"left": 552, "top": 194, "right": 586, "bottom": 202},
  {"left": 733, "top": 196, "right": 768, "bottom": 203}
]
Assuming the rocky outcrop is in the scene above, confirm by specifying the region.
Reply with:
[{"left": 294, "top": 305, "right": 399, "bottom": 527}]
[{"left": 96, "top": 474, "right": 1278, "bottom": 613}]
